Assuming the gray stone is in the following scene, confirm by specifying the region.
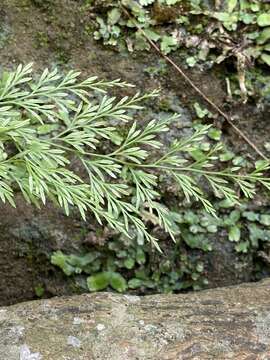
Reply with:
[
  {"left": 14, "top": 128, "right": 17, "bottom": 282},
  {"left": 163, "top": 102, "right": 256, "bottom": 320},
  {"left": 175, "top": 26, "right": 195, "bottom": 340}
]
[{"left": 0, "top": 279, "right": 270, "bottom": 359}]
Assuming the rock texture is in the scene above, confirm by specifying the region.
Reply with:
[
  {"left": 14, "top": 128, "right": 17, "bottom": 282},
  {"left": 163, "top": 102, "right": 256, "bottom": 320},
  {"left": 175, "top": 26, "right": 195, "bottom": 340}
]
[
  {"left": 0, "top": 195, "right": 91, "bottom": 306},
  {"left": 0, "top": 0, "right": 268, "bottom": 306},
  {"left": 1, "top": 279, "right": 270, "bottom": 359}
]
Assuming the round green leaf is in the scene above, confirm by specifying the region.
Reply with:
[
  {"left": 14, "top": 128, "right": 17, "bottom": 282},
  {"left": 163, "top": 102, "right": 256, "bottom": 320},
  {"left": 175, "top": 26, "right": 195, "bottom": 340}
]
[
  {"left": 260, "top": 215, "right": 270, "bottom": 226},
  {"left": 227, "top": 0, "right": 237, "bottom": 13},
  {"left": 108, "top": 8, "right": 121, "bottom": 25},
  {"left": 257, "top": 14, "right": 270, "bottom": 27},
  {"left": 128, "top": 278, "right": 143, "bottom": 289},
  {"left": 124, "top": 258, "right": 135, "bottom": 269},
  {"left": 257, "top": 27, "right": 270, "bottom": 44},
  {"left": 228, "top": 225, "right": 241, "bottom": 242},
  {"left": 136, "top": 248, "right": 146, "bottom": 265},
  {"left": 235, "top": 241, "right": 249, "bottom": 253},
  {"left": 208, "top": 128, "right": 222, "bottom": 141},
  {"left": 109, "top": 272, "right": 127, "bottom": 292},
  {"left": 87, "top": 272, "right": 110, "bottom": 292},
  {"left": 261, "top": 53, "right": 270, "bottom": 66}
]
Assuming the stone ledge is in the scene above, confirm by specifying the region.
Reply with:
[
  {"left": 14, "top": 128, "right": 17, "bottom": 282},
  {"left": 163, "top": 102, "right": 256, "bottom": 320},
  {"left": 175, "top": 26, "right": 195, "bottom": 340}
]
[{"left": 1, "top": 279, "right": 270, "bottom": 359}]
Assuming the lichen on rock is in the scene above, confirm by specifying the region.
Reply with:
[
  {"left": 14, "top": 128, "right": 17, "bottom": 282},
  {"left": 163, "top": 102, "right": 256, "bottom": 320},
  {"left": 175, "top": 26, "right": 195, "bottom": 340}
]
[{"left": 0, "top": 279, "right": 270, "bottom": 359}]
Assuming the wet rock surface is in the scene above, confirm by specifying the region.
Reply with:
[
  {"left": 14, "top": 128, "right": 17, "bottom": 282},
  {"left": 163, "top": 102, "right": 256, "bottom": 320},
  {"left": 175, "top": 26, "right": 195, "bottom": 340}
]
[{"left": 0, "top": 279, "right": 270, "bottom": 359}]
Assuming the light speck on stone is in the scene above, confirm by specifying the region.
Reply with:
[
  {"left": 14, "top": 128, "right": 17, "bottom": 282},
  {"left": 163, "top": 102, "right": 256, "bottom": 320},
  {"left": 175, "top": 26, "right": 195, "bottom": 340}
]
[
  {"left": 40, "top": 302, "right": 51, "bottom": 311},
  {"left": 73, "top": 317, "right": 84, "bottom": 325},
  {"left": 96, "top": 324, "right": 105, "bottom": 331},
  {"left": 255, "top": 313, "right": 270, "bottom": 345},
  {"left": 139, "top": 320, "right": 145, "bottom": 326},
  {"left": 67, "top": 335, "right": 81, "bottom": 348},
  {"left": 10, "top": 325, "right": 25, "bottom": 338},
  {"left": 1, "top": 345, "right": 20, "bottom": 360},
  {"left": 123, "top": 295, "right": 141, "bottom": 303},
  {"left": 0, "top": 309, "right": 7, "bottom": 321},
  {"left": 213, "top": 339, "right": 233, "bottom": 353},
  {"left": 20, "top": 344, "right": 42, "bottom": 360},
  {"left": 144, "top": 324, "right": 158, "bottom": 333}
]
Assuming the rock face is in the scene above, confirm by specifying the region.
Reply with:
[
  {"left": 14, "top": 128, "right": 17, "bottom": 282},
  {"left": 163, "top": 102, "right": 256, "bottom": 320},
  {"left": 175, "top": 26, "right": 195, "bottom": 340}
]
[
  {"left": 0, "top": 0, "right": 269, "bottom": 306},
  {"left": 1, "top": 279, "right": 270, "bottom": 359},
  {"left": 0, "top": 196, "right": 89, "bottom": 306}
]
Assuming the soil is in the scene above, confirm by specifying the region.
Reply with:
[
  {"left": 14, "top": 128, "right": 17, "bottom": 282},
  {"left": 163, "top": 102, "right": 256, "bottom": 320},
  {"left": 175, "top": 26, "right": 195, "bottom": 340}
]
[{"left": 0, "top": 0, "right": 269, "bottom": 306}]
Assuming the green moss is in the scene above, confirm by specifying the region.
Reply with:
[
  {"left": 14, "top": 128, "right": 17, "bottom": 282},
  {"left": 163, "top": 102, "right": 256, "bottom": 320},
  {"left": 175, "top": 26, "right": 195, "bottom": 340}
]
[
  {"left": 31, "top": 0, "right": 54, "bottom": 10},
  {"left": 34, "top": 31, "right": 49, "bottom": 49},
  {"left": 0, "top": 24, "right": 10, "bottom": 50}
]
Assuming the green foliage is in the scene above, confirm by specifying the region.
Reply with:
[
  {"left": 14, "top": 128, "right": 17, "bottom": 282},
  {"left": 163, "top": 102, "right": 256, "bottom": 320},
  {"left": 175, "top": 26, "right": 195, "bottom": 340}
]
[
  {"left": 144, "top": 60, "right": 168, "bottom": 77},
  {"left": 1, "top": 63, "right": 270, "bottom": 250},
  {"left": 166, "top": 202, "right": 270, "bottom": 257},
  {"left": 109, "top": 272, "right": 128, "bottom": 292},
  {"left": 93, "top": 0, "right": 270, "bottom": 59},
  {"left": 193, "top": 102, "right": 213, "bottom": 119},
  {"left": 218, "top": 206, "right": 266, "bottom": 254},
  {"left": 87, "top": 272, "right": 110, "bottom": 291},
  {"left": 34, "top": 284, "right": 45, "bottom": 297},
  {"left": 257, "top": 14, "right": 270, "bottom": 27},
  {"left": 91, "top": 0, "right": 270, "bottom": 99},
  {"left": 51, "top": 199, "right": 270, "bottom": 294},
  {"left": 160, "top": 35, "right": 178, "bottom": 55},
  {"left": 228, "top": 225, "right": 241, "bottom": 242},
  {"left": 51, "top": 233, "right": 209, "bottom": 294}
]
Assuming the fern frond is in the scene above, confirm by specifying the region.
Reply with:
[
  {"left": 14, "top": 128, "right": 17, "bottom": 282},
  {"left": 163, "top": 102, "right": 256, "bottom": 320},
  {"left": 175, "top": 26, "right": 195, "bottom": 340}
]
[{"left": 0, "top": 64, "right": 269, "bottom": 250}]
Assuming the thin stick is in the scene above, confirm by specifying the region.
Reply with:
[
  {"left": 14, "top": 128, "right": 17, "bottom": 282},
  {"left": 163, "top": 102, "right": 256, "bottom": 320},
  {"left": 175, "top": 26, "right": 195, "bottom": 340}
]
[{"left": 121, "top": 5, "right": 268, "bottom": 160}]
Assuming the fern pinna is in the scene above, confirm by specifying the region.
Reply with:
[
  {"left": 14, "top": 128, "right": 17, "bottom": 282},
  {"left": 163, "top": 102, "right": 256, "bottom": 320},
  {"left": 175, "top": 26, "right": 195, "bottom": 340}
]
[{"left": 0, "top": 64, "right": 269, "bottom": 250}]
